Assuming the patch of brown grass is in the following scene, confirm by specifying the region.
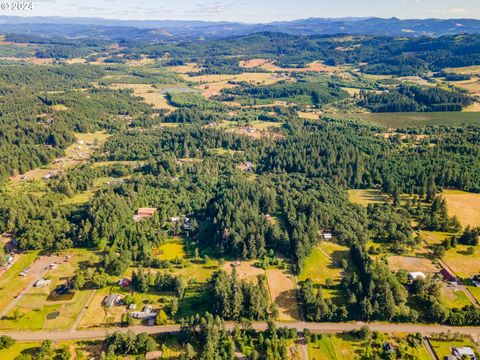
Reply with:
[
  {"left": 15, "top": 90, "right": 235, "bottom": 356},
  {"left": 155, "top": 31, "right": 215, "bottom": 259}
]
[
  {"left": 387, "top": 256, "right": 438, "bottom": 273},
  {"left": 265, "top": 269, "right": 300, "bottom": 321},
  {"left": 222, "top": 261, "right": 264, "bottom": 282},
  {"left": 110, "top": 83, "right": 175, "bottom": 111},
  {"left": 442, "top": 189, "right": 480, "bottom": 227}
]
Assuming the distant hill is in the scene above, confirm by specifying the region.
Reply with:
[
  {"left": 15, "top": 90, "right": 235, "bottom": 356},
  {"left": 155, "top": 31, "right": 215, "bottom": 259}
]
[{"left": 0, "top": 16, "right": 479, "bottom": 40}]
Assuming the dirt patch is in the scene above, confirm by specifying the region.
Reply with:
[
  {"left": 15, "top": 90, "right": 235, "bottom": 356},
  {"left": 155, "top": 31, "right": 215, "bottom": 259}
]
[
  {"left": 387, "top": 256, "right": 438, "bottom": 273},
  {"left": 265, "top": 269, "right": 300, "bottom": 321}
]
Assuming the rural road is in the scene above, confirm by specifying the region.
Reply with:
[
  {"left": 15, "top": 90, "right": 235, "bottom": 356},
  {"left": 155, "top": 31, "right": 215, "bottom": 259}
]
[{"left": 2, "top": 321, "right": 480, "bottom": 342}]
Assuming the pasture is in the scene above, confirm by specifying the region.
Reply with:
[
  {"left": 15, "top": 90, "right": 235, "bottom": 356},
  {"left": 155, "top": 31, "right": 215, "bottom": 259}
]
[
  {"left": 356, "top": 112, "right": 480, "bottom": 128},
  {"left": 451, "top": 78, "right": 480, "bottom": 95},
  {"left": 440, "top": 286, "right": 473, "bottom": 309},
  {"left": 444, "top": 65, "right": 480, "bottom": 75},
  {"left": 348, "top": 189, "right": 389, "bottom": 207},
  {"left": 299, "top": 241, "right": 350, "bottom": 303},
  {"left": 110, "top": 83, "right": 176, "bottom": 110},
  {"left": 442, "top": 189, "right": 480, "bottom": 227},
  {"left": 265, "top": 268, "right": 300, "bottom": 321},
  {"left": 0, "top": 252, "right": 38, "bottom": 313},
  {"left": 443, "top": 244, "right": 480, "bottom": 279},
  {"left": 297, "top": 111, "right": 321, "bottom": 120}
]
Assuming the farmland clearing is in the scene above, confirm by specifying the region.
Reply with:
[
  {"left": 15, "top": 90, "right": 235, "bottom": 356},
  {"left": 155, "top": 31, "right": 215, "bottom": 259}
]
[
  {"left": 387, "top": 256, "right": 438, "bottom": 274},
  {"left": 348, "top": 189, "right": 390, "bottom": 207},
  {"left": 442, "top": 189, "right": 480, "bottom": 227}
]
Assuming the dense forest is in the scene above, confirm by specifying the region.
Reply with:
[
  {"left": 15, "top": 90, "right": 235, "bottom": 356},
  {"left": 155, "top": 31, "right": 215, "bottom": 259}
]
[{"left": 358, "top": 85, "right": 473, "bottom": 112}]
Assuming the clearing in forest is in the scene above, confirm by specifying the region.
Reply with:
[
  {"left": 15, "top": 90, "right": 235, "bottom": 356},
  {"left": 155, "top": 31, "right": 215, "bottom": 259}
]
[
  {"left": 348, "top": 189, "right": 389, "bottom": 207},
  {"left": 110, "top": 83, "right": 176, "bottom": 111},
  {"left": 443, "top": 244, "right": 480, "bottom": 279},
  {"left": 442, "top": 189, "right": 480, "bottom": 227},
  {"left": 451, "top": 78, "right": 480, "bottom": 95},
  {"left": 9, "top": 131, "right": 109, "bottom": 183},
  {"left": 265, "top": 268, "right": 300, "bottom": 321},
  {"left": 154, "top": 238, "right": 186, "bottom": 261},
  {"left": 222, "top": 260, "right": 264, "bottom": 282}
]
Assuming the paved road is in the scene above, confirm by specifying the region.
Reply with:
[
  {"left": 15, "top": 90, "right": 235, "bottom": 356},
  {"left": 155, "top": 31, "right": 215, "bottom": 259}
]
[{"left": 2, "top": 322, "right": 480, "bottom": 342}]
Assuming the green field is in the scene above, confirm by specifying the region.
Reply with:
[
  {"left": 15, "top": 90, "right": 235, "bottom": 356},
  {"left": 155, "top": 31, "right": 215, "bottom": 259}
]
[
  {"left": 309, "top": 335, "right": 360, "bottom": 360},
  {"left": 154, "top": 238, "right": 186, "bottom": 261},
  {"left": 348, "top": 189, "right": 389, "bottom": 207},
  {"left": 0, "top": 342, "right": 41, "bottom": 359},
  {"left": 355, "top": 112, "right": 480, "bottom": 128},
  {"left": 440, "top": 287, "right": 473, "bottom": 309},
  {"left": 430, "top": 338, "right": 480, "bottom": 359},
  {"left": 0, "top": 252, "right": 38, "bottom": 312}
]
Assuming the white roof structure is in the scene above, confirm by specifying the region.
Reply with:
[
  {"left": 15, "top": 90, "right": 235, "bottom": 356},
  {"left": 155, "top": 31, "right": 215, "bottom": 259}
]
[
  {"left": 452, "top": 347, "right": 476, "bottom": 359},
  {"left": 408, "top": 272, "right": 426, "bottom": 280}
]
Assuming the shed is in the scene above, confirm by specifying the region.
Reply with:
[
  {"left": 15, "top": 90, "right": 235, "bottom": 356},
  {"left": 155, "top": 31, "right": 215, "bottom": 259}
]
[
  {"left": 118, "top": 277, "right": 131, "bottom": 287},
  {"left": 440, "top": 268, "right": 457, "bottom": 283},
  {"left": 452, "top": 346, "right": 476, "bottom": 359},
  {"left": 322, "top": 229, "right": 333, "bottom": 240},
  {"left": 34, "top": 279, "right": 51, "bottom": 288},
  {"left": 103, "top": 294, "right": 120, "bottom": 307}
]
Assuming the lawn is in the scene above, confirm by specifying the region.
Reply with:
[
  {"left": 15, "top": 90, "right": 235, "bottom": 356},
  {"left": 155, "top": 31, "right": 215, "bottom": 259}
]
[
  {"left": 0, "top": 252, "right": 38, "bottom": 312},
  {"left": 348, "top": 189, "right": 389, "bottom": 207},
  {"left": 429, "top": 338, "right": 480, "bottom": 359},
  {"left": 299, "top": 245, "right": 342, "bottom": 286},
  {"left": 0, "top": 342, "right": 41, "bottom": 359},
  {"left": 440, "top": 286, "right": 473, "bottom": 309},
  {"left": 468, "top": 286, "right": 480, "bottom": 303},
  {"left": 443, "top": 244, "right": 480, "bottom": 279},
  {"left": 442, "top": 189, "right": 480, "bottom": 227},
  {"left": 308, "top": 335, "right": 361, "bottom": 360},
  {"left": 299, "top": 242, "right": 350, "bottom": 303},
  {"left": 154, "top": 238, "right": 186, "bottom": 261},
  {"left": 420, "top": 231, "right": 452, "bottom": 246},
  {"left": 356, "top": 112, "right": 480, "bottom": 128}
]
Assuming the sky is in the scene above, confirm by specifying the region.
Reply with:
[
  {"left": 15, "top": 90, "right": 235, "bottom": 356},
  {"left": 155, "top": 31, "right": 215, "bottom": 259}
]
[{"left": 9, "top": 0, "right": 480, "bottom": 22}]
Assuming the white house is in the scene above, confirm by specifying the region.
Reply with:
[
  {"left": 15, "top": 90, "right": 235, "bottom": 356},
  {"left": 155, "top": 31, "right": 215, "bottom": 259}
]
[{"left": 452, "top": 346, "right": 476, "bottom": 360}]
